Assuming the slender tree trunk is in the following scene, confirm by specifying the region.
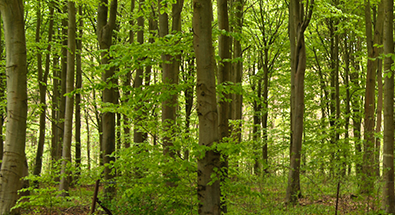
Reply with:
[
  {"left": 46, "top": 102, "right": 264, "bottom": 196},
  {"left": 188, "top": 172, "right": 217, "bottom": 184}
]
[
  {"left": 262, "top": 50, "right": 269, "bottom": 173},
  {"left": 362, "top": 0, "right": 384, "bottom": 193},
  {"left": 232, "top": 0, "right": 243, "bottom": 145},
  {"left": 97, "top": 0, "right": 118, "bottom": 198},
  {"left": 350, "top": 36, "right": 362, "bottom": 176},
  {"left": 253, "top": 75, "right": 261, "bottom": 175},
  {"left": 382, "top": 0, "right": 395, "bottom": 211},
  {"left": 0, "top": 0, "right": 28, "bottom": 213},
  {"left": 286, "top": 0, "right": 313, "bottom": 204},
  {"left": 184, "top": 57, "right": 194, "bottom": 160},
  {"left": 85, "top": 109, "right": 91, "bottom": 170},
  {"left": 343, "top": 35, "right": 351, "bottom": 175},
  {"left": 375, "top": 59, "right": 383, "bottom": 177},
  {"left": 58, "top": 3, "right": 68, "bottom": 161},
  {"left": 217, "top": 0, "right": 230, "bottom": 211},
  {"left": 159, "top": 0, "right": 175, "bottom": 158},
  {"left": 193, "top": 0, "right": 221, "bottom": 213},
  {"left": 34, "top": 0, "right": 54, "bottom": 178},
  {"left": 33, "top": 0, "right": 44, "bottom": 178},
  {"left": 59, "top": 1, "right": 76, "bottom": 196},
  {"left": 122, "top": 0, "right": 135, "bottom": 149},
  {"left": 75, "top": 5, "right": 83, "bottom": 179},
  {"left": 133, "top": 0, "right": 145, "bottom": 178}
]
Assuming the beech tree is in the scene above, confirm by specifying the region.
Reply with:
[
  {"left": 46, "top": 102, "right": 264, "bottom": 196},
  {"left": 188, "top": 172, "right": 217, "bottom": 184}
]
[
  {"left": 0, "top": 0, "right": 28, "bottom": 213},
  {"left": 286, "top": 0, "right": 314, "bottom": 204},
  {"left": 59, "top": 0, "right": 76, "bottom": 196},
  {"left": 382, "top": 0, "right": 394, "bottom": 211},
  {"left": 193, "top": 0, "right": 221, "bottom": 213},
  {"left": 97, "top": 0, "right": 118, "bottom": 197},
  {"left": 362, "top": 0, "right": 384, "bottom": 193}
]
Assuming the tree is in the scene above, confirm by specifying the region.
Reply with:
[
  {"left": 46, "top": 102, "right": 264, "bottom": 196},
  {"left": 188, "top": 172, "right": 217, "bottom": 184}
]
[
  {"left": 33, "top": 0, "right": 54, "bottom": 179},
  {"left": 193, "top": 0, "right": 221, "bottom": 213},
  {"left": 217, "top": 0, "right": 231, "bottom": 211},
  {"left": 0, "top": 0, "right": 28, "bottom": 213},
  {"left": 361, "top": 0, "right": 384, "bottom": 193},
  {"left": 75, "top": 4, "right": 83, "bottom": 179},
  {"left": 382, "top": 0, "right": 394, "bottom": 211},
  {"left": 59, "top": 1, "right": 76, "bottom": 196},
  {"left": 97, "top": 0, "right": 118, "bottom": 198},
  {"left": 286, "top": 0, "right": 314, "bottom": 204}
]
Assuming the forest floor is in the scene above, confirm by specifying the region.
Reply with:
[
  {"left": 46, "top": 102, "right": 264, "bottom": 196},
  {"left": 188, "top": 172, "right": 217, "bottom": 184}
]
[{"left": 18, "top": 177, "right": 384, "bottom": 214}]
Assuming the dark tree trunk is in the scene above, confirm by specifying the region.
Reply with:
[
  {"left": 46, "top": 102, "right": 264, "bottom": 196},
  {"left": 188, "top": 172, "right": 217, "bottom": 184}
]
[
  {"left": 382, "top": 0, "right": 395, "bottom": 211},
  {"left": 193, "top": 0, "right": 221, "bottom": 212},
  {"left": 97, "top": 0, "right": 118, "bottom": 198},
  {"left": 75, "top": 5, "right": 83, "bottom": 179},
  {"left": 362, "top": 0, "right": 384, "bottom": 193},
  {"left": 286, "top": 0, "right": 313, "bottom": 205}
]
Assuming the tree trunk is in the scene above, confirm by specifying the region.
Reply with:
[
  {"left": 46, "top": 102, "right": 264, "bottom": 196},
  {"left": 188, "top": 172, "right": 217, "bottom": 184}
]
[
  {"left": 232, "top": 0, "right": 243, "bottom": 145},
  {"left": 75, "top": 5, "right": 83, "bottom": 179},
  {"left": 193, "top": 0, "right": 221, "bottom": 213},
  {"left": 59, "top": 1, "right": 76, "bottom": 196},
  {"left": 343, "top": 35, "right": 351, "bottom": 175},
  {"left": 350, "top": 36, "right": 362, "bottom": 176},
  {"left": 184, "top": 57, "right": 194, "bottom": 161},
  {"left": 122, "top": 0, "right": 135, "bottom": 149},
  {"left": 0, "top": 0, "right": 28, "bottom": 213},
  {"left": 34, "top": 0, "right": 54, "bottom": 178},
  {"left": 97, "top": 0, "right": 118, "bottom": 198},
  {"left": 159, "top": 0, "right": 175, "bottom": 158},
  {"left": 217, "top": 0, "right": 230, "bottom": 211},
  {"left": 58, "top": 3, "right": 68, "bottom": 161},
  {"left": 133, "top": 0, "right": 145, "bottom": 178},
  {"left": 375, "top": 59, "right": 383, "bottom": 177},
  {"left": 362, "top": 0, "right": 384, "bottom": 193},
  {"left": 382, "top": 0, "right": 395, "bottom": 211},
  {"left": 286, "top": 0, "right": 313, "bottom": 205}
]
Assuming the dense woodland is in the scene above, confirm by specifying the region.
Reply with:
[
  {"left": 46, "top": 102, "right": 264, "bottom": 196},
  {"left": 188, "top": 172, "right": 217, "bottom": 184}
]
[{"left": 1, "top": 0, "right": 395, "bottom": 214}]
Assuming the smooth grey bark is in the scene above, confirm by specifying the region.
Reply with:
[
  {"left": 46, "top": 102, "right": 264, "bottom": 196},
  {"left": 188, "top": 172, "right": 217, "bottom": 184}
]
[
  {"left": 0, "top": 0, "right": 28, "bottom": 213},
  {"left": 59, "top": 1, "right": 76, "bottom": 196},
  {"left": 193, "top": 0, "right": 221, "bottom": 213},
  {"left": 382, "top": 0, "right": 395, "bottom": 211}
]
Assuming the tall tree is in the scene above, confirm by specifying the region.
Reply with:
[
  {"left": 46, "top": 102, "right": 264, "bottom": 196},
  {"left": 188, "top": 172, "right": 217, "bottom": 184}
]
[
  {"left": 231, "top": 0, "right": 243, "bottom": 145},
  {"left": 0, "top": 0, "right": 28, "bottom": 213},
  {"left": 97, "top": 0, "right": 118, "bottom": 197},
  {"left": 286, "top": 0, "right": 314, "bottom": 204},
  {"left": 217, "top": 0, "right": 230, "bottom": 211},
  {"left": 34, "top": 0, "right": 54, "bottom": 178},
  {"left": 382, "top": 0, "right": 394, "bottom": 211},
  {"left": 75, "top": 5, "right": 83, "bottom": 178},
  {"left": 361, "top": 0, "right": 384, "bottom": 193},
  {"left": 159, "top": 0, "right": 175, "bottom": 158},
  {"left": 193, "top": 0, "right": 221, "bottom": 213},
  {"left": 59, "top": 1, "right": 76, "bottom": 196}
]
